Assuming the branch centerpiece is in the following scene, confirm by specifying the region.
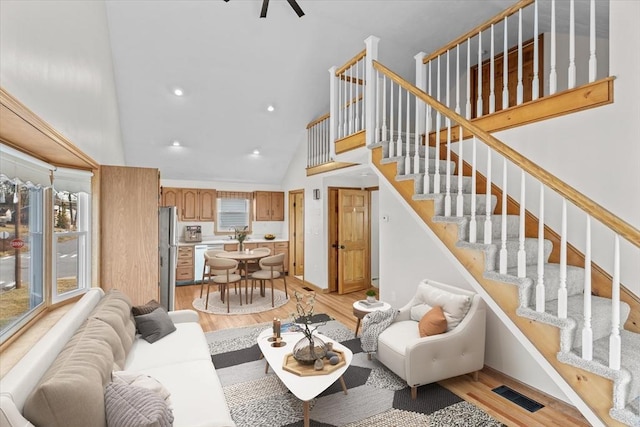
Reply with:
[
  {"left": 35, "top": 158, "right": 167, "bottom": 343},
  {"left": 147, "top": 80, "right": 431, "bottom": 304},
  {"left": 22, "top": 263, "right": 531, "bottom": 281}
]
[{"left": 290, "top": 291, "right": 328, "bottom": 365}]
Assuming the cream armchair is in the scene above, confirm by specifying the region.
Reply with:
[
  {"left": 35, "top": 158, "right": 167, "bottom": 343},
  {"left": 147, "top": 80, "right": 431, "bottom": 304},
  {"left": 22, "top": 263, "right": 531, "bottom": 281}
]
[{"left": 376, "top": 279, "right": 486, "bottom": 399}]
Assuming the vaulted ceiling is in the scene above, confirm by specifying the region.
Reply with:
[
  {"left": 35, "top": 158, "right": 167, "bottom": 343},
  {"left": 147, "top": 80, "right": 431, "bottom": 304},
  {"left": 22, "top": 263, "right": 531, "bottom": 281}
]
[{"left": 105, "top": 0, "right": 607, "bottom": 185}]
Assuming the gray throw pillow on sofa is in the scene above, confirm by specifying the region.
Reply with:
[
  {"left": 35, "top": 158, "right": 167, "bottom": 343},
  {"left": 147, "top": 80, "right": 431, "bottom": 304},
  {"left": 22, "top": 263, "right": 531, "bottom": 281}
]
[
  {"left": 134, "top": 307, "right": 176, "bottom": 343},
  {"left": 104, "top": 382, "right": 173, "bottom": 427}
]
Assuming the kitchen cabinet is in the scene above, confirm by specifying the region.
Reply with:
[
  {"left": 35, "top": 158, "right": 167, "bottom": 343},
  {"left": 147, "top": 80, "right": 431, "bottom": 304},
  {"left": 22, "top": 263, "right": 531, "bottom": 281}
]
[
  {"left": 224, "top": 242, "right": 258, "bottom": 251},
  {"left": 177, "top": 246, "right": 194, "bottom": 282},
  {"left": 100, "top": 166, "right": 159, "bottom": 305},
  {"left": 161, "top": 187, "right": 216, "bottom": 221},
  {"left": 274, "top": 241, "right": 289, "bottom": 273},
  {"left": 254, "top": 191, "right": 284, "bottom": 221},
  {"left": 161, "top": 187, "right": 180, "bottom": 208}
]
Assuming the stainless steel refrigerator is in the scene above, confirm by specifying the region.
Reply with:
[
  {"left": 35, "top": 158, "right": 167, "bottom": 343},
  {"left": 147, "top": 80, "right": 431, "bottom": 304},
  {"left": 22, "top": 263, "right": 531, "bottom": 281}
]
[{"left": 158, "top": 206, "right": 178, "bottom": 311}]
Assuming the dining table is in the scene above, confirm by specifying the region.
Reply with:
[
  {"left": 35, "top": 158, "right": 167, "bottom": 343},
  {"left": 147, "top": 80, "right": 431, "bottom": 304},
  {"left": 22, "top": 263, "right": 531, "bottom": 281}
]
[{"left": 215, "top": 250, "right": 270, "bottom": 303}]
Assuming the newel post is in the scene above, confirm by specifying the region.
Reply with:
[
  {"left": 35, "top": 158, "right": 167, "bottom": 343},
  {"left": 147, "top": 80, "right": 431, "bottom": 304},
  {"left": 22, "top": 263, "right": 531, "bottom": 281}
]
[
  {"left": 328, "top": 65, "right": 338, "bottom": 160},
  {"left": 364, "top": 35, "right": 380, "bottom": 147}
]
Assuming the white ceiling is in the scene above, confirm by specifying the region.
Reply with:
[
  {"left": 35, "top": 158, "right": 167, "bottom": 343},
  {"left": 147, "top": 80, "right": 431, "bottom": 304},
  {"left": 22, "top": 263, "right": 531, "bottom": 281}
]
[{"left": 104, "top": 0, "right": 607, "bottom": 185}]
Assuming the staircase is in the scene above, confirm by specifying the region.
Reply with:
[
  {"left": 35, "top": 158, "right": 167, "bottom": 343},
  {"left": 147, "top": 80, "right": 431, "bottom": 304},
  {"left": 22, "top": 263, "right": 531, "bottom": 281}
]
[{"left": 371, "top": 137, "right": 640, "bottom": 426}]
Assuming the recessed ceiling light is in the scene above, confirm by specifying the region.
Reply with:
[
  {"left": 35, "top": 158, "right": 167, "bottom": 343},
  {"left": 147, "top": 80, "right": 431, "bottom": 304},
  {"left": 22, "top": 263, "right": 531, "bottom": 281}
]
[
  {"left": 172, "top": 140, "right": 181, "bottom": 147},
  {"left": 252, "top": 149, "right": 260, "bottom": 155},
  {"left": 267, "top": 105, "right": 275, "bottom": 112},
  {"left": 173, "top": 88, "right": 184, "bottom": 96}
]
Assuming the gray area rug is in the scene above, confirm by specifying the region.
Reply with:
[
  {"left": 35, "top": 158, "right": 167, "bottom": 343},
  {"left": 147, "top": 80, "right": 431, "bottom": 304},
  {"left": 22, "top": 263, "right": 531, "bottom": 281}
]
[
  {"left": 206, "top": 320, "right": 506, "bottom": 426},
  {"left": 193, "top": 288, "right": 288, "bottom": 315}
]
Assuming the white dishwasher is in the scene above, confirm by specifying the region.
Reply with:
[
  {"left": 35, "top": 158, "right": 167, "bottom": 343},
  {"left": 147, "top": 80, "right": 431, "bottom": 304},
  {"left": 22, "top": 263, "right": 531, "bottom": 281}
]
[{"left": 194, "top": 244, "right": 225, "bottom": 282}]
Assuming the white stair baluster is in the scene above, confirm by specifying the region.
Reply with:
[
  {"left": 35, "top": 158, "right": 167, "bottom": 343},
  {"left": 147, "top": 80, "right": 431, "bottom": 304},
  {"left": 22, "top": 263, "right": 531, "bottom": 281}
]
[
  {"left": 550, "top": 0, "right": 557, "bottom": 94},
  {"left": 349, "top": 65, "right": 354, "bottom": 135},
  {"left": 444, "top": 119, "right": 452, "bottom": 216},
  {"left": 558, "top": 198, "right": 568, "bottom": 318},
  {"left": 405, "top": 90, "right": 411, "bottom": 174},
  {"left": 532, "top": 0, "right": 540, "bottom": 100},
  {"left": 466, "top": 38, "right": 472, "bottom": 120},
  {"left": 484, "top": 147, "right": 492, "bottom": 244},
  {"left": 414, "top": 94, "right": 421, "bottom": 175},
  {"left": 568, "top": 0, "right": 576, "bottom": 89},
  {"left": 517, "top": 170, "right": 527, "bottom": 277},
  {"left": 589, "top": 0, "right": 597, "bottom": 82},
  {"left": 306, "top": 128, "right": 310, "bottom": 167},
  {"left": 434, "top": 56, "right": 441, "bottom": 193},
  {"left": 502, "top": 17, "right": 509, "bottom": 109},
  {"left": 582, "top": 216, "right": 593, "bottom": 360},
  {"left": 389, "top": 81, "right": 395, "bottom": 157},
  {"left": 355, "top": 61, "right": 359, "bottom": 132},
  {"left": 469, "top": 137, "right": 477, "bottom": 243},
  {"left": 423, "top": 63, "right": 432, "bottom": 194},
  {"left": 489, "top": 24, "right": 495, "bottom": 114},
  {"left": 397, "top": 85, "right": 403, "bottom": 157},
  {"left": 536, "top": 183, "right": 545, "bottom": 312},
  {"left": 477, "top": 31, "right": 483, "bottom": 117},
  {"left": 360, "top": 59, "right": 365, "bottom": 131},
  {"left": 382, "top": 75, "right": 388, "bottom": 143},
  {"left": 456, "top": 125, "right": 464, "bottom": 217},
  {"left": 337, "top": 73, "right": 343, "bottom": 139},
  {"left": 499, "top": 157, "right": 508, "bottom": 274},
  {"left": 609, "top": 234, "right": 621, "bottom": 370},
  {"left": 375, "top": 73, "right": 380, "bottom": 144},
  {"left": 455, "top": 44, "right": 461, "bottom": 115},
  {"left": 343, "top": 71, "right": 349, "bottom": 137},
  {"left": 517, "top": 8, "right": 524, "bottom": 105}
]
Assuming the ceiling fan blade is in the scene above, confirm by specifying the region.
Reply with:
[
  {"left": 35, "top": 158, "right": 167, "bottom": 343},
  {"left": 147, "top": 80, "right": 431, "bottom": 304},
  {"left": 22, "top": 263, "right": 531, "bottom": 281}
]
[
  {"left": 260, "top": 0, "right": 269, "bottom": 18},
  {"left": 286, "top": 0, "right": 305, "bottom": 17}
]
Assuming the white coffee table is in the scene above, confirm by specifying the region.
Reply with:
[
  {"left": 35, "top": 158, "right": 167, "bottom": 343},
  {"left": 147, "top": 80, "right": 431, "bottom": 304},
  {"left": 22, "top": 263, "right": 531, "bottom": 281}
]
[{"left": 257, "top": 328, "right": 352, "bottom": 427}]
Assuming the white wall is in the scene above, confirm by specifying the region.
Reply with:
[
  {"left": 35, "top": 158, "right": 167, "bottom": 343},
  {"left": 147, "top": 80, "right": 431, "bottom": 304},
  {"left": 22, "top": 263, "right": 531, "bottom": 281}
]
[
  {"left": 0, "top": 1, "right": 125, "bottom": 165},
  {"left": 370, "top": 190, "right": 380, "bottom": 287}
]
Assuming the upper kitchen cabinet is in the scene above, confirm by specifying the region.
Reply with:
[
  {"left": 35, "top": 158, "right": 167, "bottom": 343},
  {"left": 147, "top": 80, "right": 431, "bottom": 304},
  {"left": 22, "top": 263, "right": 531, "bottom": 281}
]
[
  {"left": 254, "top": 191, "right": 284, "bottom": 221},
  {"left": 162, "top": 187, "right": 216, "bottom": 221},
  {"left": 161, "top": 187, "right": 180, "bottom": 208}
]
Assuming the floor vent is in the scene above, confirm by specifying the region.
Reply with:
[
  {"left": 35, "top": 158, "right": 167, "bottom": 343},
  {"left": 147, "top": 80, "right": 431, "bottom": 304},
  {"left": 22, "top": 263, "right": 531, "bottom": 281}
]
[
  {"left": 302, "top": 286, "right": 314, "bottom": 291},
  {"left": 492, "top": 385, "right": 544, "bottom": 413}
]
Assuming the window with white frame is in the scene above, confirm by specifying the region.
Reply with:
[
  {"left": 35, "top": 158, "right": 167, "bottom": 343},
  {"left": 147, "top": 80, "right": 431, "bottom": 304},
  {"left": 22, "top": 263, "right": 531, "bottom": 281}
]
[
  {"left": 215, "top": 191, "right": 252, "bottom": 233},
  {"left": 0, "top": 146, "right": 49, "bottom": 344}
]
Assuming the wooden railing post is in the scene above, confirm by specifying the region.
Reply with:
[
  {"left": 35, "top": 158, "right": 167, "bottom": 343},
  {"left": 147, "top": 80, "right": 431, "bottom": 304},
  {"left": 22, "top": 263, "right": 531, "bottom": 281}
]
[
  {"left": 328, "top": 65, "right": 338, "bottom": 160},
  {"left": 364, "top": 35, "right": 380, "bottom": 147}
]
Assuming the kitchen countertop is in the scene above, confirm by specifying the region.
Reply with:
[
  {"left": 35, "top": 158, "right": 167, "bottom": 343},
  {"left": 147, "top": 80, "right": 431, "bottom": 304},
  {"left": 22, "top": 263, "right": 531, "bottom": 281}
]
[{"left": 178, "top": 238, "right": 287, "bottom": 246}]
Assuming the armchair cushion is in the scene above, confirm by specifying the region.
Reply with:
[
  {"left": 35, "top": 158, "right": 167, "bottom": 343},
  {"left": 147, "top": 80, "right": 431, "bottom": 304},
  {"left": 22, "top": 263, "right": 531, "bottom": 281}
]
[
  {"left": 409, "top": 284, "right": 472, "bottom": 330},
  {"left": 418, "top": 306, "right": 447, "bottom": 337}
]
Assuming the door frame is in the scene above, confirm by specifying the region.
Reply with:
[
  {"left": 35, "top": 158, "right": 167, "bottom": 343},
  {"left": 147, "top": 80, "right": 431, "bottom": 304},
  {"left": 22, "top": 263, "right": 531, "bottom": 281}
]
[
  {"left": 327, "top": 186, "right": 373, "bottom": 294},
  {"left": 288, "top": 189, "right": 304, "bottom": 277}
]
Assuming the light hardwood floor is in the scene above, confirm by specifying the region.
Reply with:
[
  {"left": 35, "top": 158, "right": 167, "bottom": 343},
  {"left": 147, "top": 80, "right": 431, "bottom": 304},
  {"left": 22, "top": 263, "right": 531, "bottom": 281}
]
[{"left": 175, "top": 277, "right": 589, "bottom": 427}]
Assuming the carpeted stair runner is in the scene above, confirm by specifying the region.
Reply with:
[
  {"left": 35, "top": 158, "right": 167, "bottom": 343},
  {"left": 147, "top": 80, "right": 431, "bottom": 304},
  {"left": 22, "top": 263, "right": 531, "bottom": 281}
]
[{"left": 372, "top": 138, "right": 640, "bottom": 426}]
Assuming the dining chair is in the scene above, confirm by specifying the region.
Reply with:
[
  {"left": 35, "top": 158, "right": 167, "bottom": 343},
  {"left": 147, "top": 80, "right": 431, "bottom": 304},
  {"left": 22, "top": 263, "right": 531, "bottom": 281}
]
[
  {"left": 207, "top": 257, "right": 242, "bottom": 312},
  {"left": 201, "top": 249, "right": 226, "bottom": 299},
  {"left": 250, "top": 252, "right": 287, "bottom": 307},
  {"left": 241, "top": 247, "right": 271, "bottom": 277}
]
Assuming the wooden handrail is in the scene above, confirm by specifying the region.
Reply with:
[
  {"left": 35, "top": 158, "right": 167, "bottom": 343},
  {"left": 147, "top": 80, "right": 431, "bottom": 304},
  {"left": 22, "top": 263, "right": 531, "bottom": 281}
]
[
  {"left": 343, "top": 94, "right": 364, "bottom": 109},
  {"left": 306, "top": 113, "right": 330, "bottom": 129},
  {"left": 373, "top": 60, "right": 640, "bottom": 248},
  {"left": 336, "top": 48, "right": 367, "bottom": 76},
  {"left": 423, "top": 0, "right": 534, "bottom": 64}
]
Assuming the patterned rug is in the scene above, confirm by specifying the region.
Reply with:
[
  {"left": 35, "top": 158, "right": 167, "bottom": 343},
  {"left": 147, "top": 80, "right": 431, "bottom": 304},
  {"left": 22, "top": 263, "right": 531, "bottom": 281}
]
[
  {"left": 206, "top": 320, "right": 505, "bottom": 426},
  {"left": 193, "top": 288, "right": 288, "bottom": 315}
]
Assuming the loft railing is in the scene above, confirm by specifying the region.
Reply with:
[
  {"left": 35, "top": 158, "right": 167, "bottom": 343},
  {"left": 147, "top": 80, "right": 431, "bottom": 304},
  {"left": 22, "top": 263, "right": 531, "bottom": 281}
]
[
  {"left": 334, "top": 48, "right": 366, "bottom": 140},
  {"left": 418, "top": 0, "right": 606, "bottom": 120},
  {"left": 370, "top": 58, "right": 639, "bottom": 416},
  {"left": 306, "top": 113, "right": 330, "bottom": 168}
]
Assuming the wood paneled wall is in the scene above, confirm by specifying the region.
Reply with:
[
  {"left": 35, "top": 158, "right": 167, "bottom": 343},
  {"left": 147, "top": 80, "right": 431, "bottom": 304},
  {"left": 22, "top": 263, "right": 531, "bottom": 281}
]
[{"left": 100, "top": 166, "right": 159, "bottom": 305}]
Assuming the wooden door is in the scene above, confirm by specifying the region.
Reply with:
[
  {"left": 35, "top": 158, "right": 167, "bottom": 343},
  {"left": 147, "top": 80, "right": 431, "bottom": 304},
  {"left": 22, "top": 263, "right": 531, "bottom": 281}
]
[
  {"left": 328, "top": 188, "right": 339, "bottom": 293},
  {"left": 254, "top": 191, "right": 271, "bottom": 221},
  {"left": 181, "top": 189, "right": 198, "bottom": 221},
  {"left": 199, "top": 189, "right": 216, "bottom": 221},
  {"left": 289, "top": 190, "right": 304, "bottom": 276},
  {"left": 337, "top": 189, "right": 369, "bottom": 294},
  {"left": 270, "top": 192, "right": 285, "bottom": 221}
]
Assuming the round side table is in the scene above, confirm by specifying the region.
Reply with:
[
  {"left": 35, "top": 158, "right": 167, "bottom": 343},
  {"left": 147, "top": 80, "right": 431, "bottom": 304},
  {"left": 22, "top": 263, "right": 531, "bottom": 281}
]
[{"left": 352, "top": 300, "right": 392, "bottom": 337}]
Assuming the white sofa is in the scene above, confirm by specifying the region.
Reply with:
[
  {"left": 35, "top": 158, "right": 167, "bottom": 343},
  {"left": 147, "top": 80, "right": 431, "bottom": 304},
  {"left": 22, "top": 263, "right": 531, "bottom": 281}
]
[
  {"left": 0, "top": 288, "right": 235, "bottom": 427},
  {"left": 376, "top": 279, "right": 486, "bottom": 398}
]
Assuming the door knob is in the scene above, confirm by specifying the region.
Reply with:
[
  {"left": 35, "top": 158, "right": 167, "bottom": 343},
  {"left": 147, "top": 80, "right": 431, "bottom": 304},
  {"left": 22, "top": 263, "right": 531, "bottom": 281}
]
[
  {"left": 339, "top": 245, "right": 346, "bottom": 249},
  {"left": 331, "top": 243, "right": 338, "bottom": 248}
]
